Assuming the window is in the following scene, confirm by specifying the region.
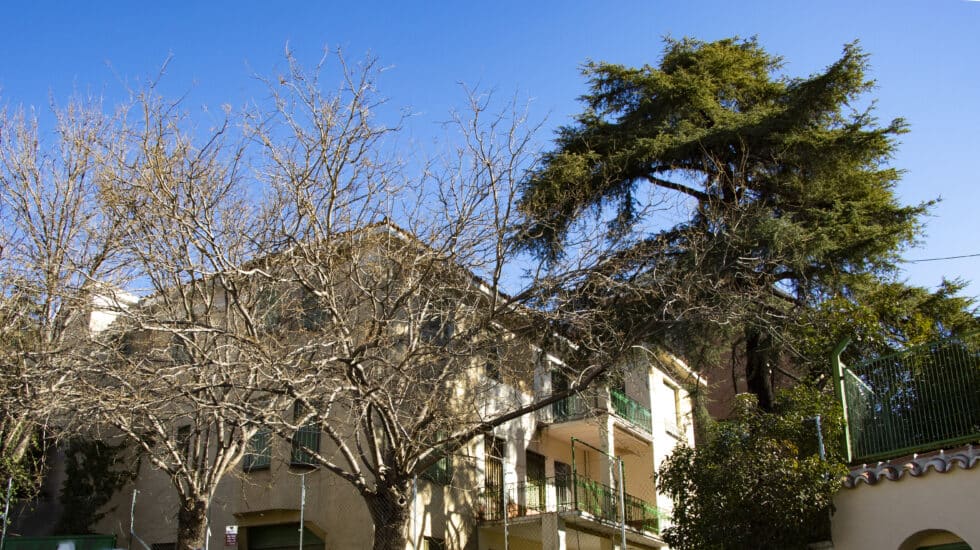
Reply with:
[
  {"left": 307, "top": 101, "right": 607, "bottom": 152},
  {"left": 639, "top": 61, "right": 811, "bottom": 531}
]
[
  {"left": 243, "top": 428, "right": 271, "bottom": 471},
  {"left": 176, "top": 425, "right": 191, "bottom": 461},
  {"left": 483, "top": 436, "right": 505, "bottom": 520},
  {"left": 663, "top": 381, "right": 682, "bottom": 436},
  {"left": 255, "top": 287, "right": 282, "bottom": 329},
  {"left": 551, "top": 371, "right": 570, "bottom": 419},
  {"left": 423, "top": 537, "right": 446, "bottom": 550},
  {"left": 421, "top": 432, "right": 453, "bottom": 485},
  {"left": 485, "top": 340, "right": 503, "bottom": 382},
  {"left": 291, "top": 402, "right": 320, "bottom": 467},
  {"left": 612, "top": 376, "right": 626, "bottom": 396},
  {"left": 420, "top": 301, "right": 456, "bottom": 346},
  {"left": 554, "top": 460, "right": 572, "bottom": 508},
  {"left": 421, "top": 313, "right": 454, "bottom": 345},
  {"left": 301, "top": 289, "right": 327, "bottom": 330},
  {"left": 117, "top": 332, "right": 137, "bottom": 356},
  {"left": 169, "top": 335, "right": 191, "bottom": 365}
]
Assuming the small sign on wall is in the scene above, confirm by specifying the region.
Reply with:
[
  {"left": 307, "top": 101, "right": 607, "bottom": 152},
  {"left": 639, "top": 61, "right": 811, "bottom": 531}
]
[{"left": 225, "top": 526, "right": 238, "bottom": 546}]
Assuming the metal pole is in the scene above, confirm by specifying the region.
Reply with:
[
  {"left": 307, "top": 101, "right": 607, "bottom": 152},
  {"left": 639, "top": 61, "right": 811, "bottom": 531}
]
[
  {"left": 502, "top": 471, "right": 509, "bottom": 550},
  {"left": 128, "top": 490, "right": 151, "bottom": 550},
  {"left": 570, "top": 438, "right": 577, "bottom": 510},
  {"left": 1, "top": 477, "right": 12, "bottom": 550},
  {"left": 572, "top": 437, "right": 628, "bottom": 549},
  {"left": 130, "top": 489, "right": 138, "bottom": 550},
  {"left": 618, "top": 459, "right": 627, "bottom": 550},
  {"left": 299, "top": 473, "right": 306, "bottom": 550},
  {"left": 814, "top": 415, "right": 826, "bottom": 461}
]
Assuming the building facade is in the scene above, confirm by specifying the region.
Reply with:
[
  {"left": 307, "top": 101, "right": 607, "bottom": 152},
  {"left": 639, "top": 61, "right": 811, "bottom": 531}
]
[{"left": 91, "top": 351, "right": 701, "bottom": 550}]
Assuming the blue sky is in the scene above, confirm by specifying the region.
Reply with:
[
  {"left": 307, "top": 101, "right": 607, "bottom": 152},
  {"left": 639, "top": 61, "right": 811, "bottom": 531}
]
[{"left": 2, "top": 0, "right": 977, "bottom": 298}]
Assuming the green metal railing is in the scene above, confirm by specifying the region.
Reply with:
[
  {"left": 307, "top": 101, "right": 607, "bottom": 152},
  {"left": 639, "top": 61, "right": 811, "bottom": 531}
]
[
  {"left": 610, "top": 389, "right": 653, "bottom": 432},
  {"left": 479, "top": 474, "right": 661, "bottom": 535},
  {"left": 833, "top": 336, "right": 980, "bottom": 463},
  {"left": 3, "top": 536, "right": 117, "bottom": 550},
  {"left": 549, "top": 389, "right": 653, "bottom": 433},
  {"left": 623, "top": 493, "right": 661, "bottom": 533},
  {"left": 551, "top": 392, "right": 595, "bottom": 422},
  {"left": 570, "top": 475, "right": 619, "bottom": 520}
]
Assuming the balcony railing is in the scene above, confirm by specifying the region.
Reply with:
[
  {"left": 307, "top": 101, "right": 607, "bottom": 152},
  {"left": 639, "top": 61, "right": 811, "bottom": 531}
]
[
  {"left": 550, "top": 392, "right": 598, "bottom": 423},
  {"left": 834, "top": 335, "right": 980, "bottom": 463},
  {"left": 479, "top": 474, "right": 661, "bottom": 535},
  {"left": 610, "top": 389, "right": 653, "bottom": 432},
  {"left": 548, "top": 389, "right": 652, "bottom": 433}
]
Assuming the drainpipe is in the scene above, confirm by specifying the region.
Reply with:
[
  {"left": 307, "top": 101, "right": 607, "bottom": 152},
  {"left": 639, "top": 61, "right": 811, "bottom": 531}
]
[
  {"left": 1, "top": 477, "right": 12, "bottom": 550},
  {"left": 830, "top": 338, "right": 852, "bottom": 463}
]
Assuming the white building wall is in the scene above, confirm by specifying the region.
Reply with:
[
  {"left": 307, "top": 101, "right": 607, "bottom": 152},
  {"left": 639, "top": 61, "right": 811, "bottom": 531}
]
[{"left": 832, "top": 462, "right": 980, "bottom": 550}]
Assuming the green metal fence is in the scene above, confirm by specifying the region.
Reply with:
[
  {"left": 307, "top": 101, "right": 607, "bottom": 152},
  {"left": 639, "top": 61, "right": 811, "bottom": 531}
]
[
  {"left": 833, "top": 335, "right": 980, "bottom": 463},
  {"left": 3, "top": 535, "right": 116, "bottom": 550}
]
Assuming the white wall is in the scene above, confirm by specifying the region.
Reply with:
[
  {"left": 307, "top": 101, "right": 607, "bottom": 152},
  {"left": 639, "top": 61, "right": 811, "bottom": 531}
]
[{"left": 832, "top": 465, "right": 980, "bottom": 550}]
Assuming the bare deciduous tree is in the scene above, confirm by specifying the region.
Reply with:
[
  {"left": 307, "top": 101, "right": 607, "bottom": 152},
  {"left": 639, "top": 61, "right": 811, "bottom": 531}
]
[
  {"left": 74, "top": 90, "right": 305, "bottom": 548},
  {"left": 0, "top": 100, "right": 127, "bottom": 504},
  {"left": 248, "top": 52, "right": 649, "bottom": 550},
  {"left": 6, "top": 51, "right": 657, "bottom": 550}
]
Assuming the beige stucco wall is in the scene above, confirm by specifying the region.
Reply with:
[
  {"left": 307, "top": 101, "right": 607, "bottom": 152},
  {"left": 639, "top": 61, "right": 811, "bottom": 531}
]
[
  {"left": 96, "top": 440, "right": 481, "bottom": 550},
  {"left": 832, "top": 465, "right": 980, "bottom": 550},
  {"left": 90, "top": 351, "right": 694, "bottom": 550}
]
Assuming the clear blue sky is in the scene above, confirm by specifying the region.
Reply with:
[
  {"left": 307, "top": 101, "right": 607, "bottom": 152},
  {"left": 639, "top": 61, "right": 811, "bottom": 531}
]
[{"left": 2, "top": 0, "right": 977, "bottom": 299}]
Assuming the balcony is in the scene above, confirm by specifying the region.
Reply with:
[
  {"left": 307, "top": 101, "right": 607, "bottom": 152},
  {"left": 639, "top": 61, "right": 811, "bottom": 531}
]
[
  {"left": 834, "top": 335, "right": 980, "bottom": 463},
  {"left": 548, "top": 389, "right": 653, "bottom": 434},
  {"left": 479, "top": 474, "right": 662, "bottom": 535},
  {"left": 610, "top": 389, "right": 653, "bottom": 432}
]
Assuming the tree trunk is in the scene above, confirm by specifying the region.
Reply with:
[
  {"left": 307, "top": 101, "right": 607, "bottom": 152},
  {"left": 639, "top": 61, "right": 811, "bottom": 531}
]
[
  {"left": 745, "top": 327, "right": 775, "bottom": 411},
  {"left": 366, "top": 484, "right": 412, "bottom": 550},
  {"left": 176, "top": 499, "right": 209, "bottom": 550}
]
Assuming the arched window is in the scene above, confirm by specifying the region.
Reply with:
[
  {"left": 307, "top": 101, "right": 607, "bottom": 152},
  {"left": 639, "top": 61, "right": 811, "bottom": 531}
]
[{"left": 899, "top": 529, "right": 972, "bottom": 550}]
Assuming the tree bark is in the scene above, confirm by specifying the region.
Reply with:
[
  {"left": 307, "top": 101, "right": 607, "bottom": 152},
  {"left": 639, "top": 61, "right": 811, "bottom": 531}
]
[
  {"left": 366, "top": 484, "right": 412, "bottom": 550},
  {"left": 745, "top": 327, "right": 775, "bottom": 412},
  {"left": 177, "top": 499, "right": 209, "bottom": 550}
]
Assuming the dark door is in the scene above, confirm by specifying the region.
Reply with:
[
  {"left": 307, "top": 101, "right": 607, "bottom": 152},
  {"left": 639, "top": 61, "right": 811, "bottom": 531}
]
[
  {"left": 554, "top": 460, "right": 572, "bottom": 510},
  {"left": 247, "top": 524, "right": 324, "bottom": 550},
  {"left": 484, "top": 435, "right": 505, "bottom": 520},
  {"left": 551, "top": 371, "right": 569, "bottom": 419},
  {"left": 525, "top": 450, "right": 546, "bottom": 512}
]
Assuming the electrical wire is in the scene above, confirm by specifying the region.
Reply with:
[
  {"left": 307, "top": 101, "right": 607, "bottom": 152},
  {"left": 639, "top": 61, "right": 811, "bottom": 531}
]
[{"left": 903, "top": 253, "right": 980, "bottom": 263}]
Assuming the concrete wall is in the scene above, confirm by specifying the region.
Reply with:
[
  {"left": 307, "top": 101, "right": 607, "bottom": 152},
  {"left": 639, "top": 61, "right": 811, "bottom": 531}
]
[{"left": 832, "top": 466, "right": 980, "bottom": 550}]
